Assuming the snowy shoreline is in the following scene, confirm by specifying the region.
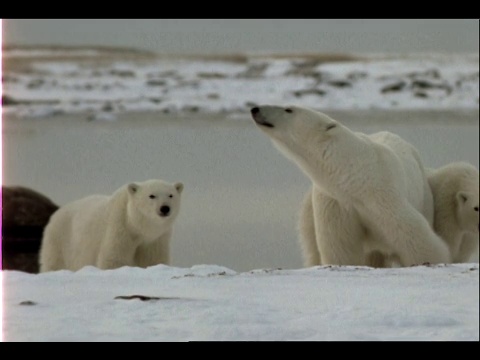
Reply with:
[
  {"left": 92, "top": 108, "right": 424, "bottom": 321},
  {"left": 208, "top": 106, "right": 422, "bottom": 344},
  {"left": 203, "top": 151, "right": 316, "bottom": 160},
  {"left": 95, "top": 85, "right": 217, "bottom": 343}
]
[
  {"left": 3, "top": 263, "right": 479, "bottom": 341},
  {"left": 3, "top": 47, "right": 478, "bottom": 121}
]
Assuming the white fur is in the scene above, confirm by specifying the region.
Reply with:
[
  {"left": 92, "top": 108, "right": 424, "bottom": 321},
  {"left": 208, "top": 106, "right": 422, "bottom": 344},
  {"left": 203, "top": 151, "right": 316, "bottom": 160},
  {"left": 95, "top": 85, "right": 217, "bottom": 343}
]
[
  {"left": 39, "top": 179, "right": 183, "bottom": 272},
  {"left": 427, "top": 162, "right": 479, "bottom": 263},
  {"left": 251, "top": 105, "right": 450, "bottom": 267}
]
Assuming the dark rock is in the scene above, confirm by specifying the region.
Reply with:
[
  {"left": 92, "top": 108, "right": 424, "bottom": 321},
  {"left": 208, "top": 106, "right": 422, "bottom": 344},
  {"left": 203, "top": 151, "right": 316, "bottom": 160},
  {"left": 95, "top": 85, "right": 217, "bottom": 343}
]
[
  {"left": 147, "top": 70, "right": 178, "bottom": 79},
  {"left": 183, "top": 105, "right": 200, "bottom": 113},
  {"left": 381, "top": 81, "right": 407, "bottom": 93},
  {"left": 148, "top": 98, "right": 162, "bottom": 104},
  {"left": 407, "top": 69, "right": 441, "bottom": 79},
  {"left": 115, "top": 295, "right": 163, "bottom": 301},
  {"left": 328, "top": 80, "right": 352, "bottom": 88},
  {"left": 109, "top": 69, "right": 135, "bottom": 77},
  {"left": 293, "top": 89, "right": 327, "bottom": 97},
  {"left": 284, "top": 60, "right": 326, "bottom": 80},
  {"left": 197, "top": 72, "right": 227, "bottom": 79},
  {"left": 146, "top": 79, "right": 167, "bottom": 87},
  {"left": 2, "top": 186, "right": 59, "bottom": 227},
  {"left": 2, "top": 186, "right": 59, "bottom": 273},
  {"left": 27, "top": 79, "right": 45, "bottom": 89},
  {"left": 347, "top": 71, "right": 368, "bottom": 81},
  {"left": 115, "top": 295, "right": 184, "bottom": 301},
  {"left": 414, "top": 91, "right": 428, "bottom": 98},
  {"left": 177, "top": 80, "right": 199, "bottom": 88},
  {"left": 2, "top": 75, "right": 19, "bottom": 83},
  {"left": 411, "top": 80, "right": 440, "bottom": 89},
  {"left": 207, "top": 93, "right": 220, "bottom": 100},
  {"left": 101, "top": 102, "right": 115, "bottom": 112},
  {"left": 2, "top": 94, "right": 20, "bottom": 106},
  {"left": 411, "top": 80, "right": 452, "bottom": 95},
  {"left": 236, "top": 63, "right": 268, "bottom": 78},
  {"left": 19, "top": 301, "right": 37, "bottom": 306},
  {"left": 455, "top": 72, "right": 479, "bottom": 87}
]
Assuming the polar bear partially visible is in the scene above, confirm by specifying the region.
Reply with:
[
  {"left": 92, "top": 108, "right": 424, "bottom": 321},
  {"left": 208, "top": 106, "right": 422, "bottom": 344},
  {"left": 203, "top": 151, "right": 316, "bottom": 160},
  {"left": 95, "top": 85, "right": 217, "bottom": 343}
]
[
  {"left": 251, "top": 105, "right": 450, "bottom": 267},
  {"left": 39, "top": 179, "right": 184, "bottom": 272},
  {"left": 427, "top": 162, "right": 479, "bottom": 263}
]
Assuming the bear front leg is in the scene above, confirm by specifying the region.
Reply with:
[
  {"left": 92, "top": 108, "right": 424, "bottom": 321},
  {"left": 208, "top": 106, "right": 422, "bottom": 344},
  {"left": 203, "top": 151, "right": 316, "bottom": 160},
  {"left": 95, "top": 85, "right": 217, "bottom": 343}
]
[
  {"left": 96, "top": 232, "right": 137, "bottom": 270},
  {"left": 134, "top": 232, "right": 171, "bottom": 268},
  {"left": 367, "top": 198, "right": 451, "bottom": 266},
  {"left": 97, "top": 249, "right": 136, "bottom": 270},
  {"left": 312, "top": 192, "right": 366, "bottom": 266},
  {"left": 365, "top": 251, "right": 388, "bottom": 268},
  {"left": 456, "top": 233, "right": 479, "bottom": 263},
  {"left": 299, "top": 188, "right": 321, "bottom": 267}
]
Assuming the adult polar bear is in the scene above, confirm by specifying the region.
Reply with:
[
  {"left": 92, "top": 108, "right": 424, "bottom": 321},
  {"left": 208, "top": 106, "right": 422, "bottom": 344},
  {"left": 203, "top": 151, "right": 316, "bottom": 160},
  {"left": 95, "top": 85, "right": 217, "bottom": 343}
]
[
  {"left": 39, "top": 179, "right": 183, "bottom": 272},
  {"left": 251, "top": 105, "right": 450, "bottom": 267}
]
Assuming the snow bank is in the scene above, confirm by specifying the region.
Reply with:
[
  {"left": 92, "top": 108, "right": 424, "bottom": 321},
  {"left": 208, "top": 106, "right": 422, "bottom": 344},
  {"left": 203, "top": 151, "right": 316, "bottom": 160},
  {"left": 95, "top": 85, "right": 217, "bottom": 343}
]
[{"left": 3, "top": 263, "right": 478, "bottom": 341}]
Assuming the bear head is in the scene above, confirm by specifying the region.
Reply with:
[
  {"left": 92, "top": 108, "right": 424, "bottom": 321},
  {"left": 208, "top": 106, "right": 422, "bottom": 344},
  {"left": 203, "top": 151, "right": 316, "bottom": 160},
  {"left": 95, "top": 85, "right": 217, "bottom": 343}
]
[
  {"left": 456, "top": 189, "right": 479, "bottom": 233},
  {"left": 250, "top": 105, "right": 343, "bottom": 175},
  {"left": 251, "top": 105, "right": 339, "bottom": 142},
  {"left": 127, "top": 179, "right": 184, "bottom": 230}
]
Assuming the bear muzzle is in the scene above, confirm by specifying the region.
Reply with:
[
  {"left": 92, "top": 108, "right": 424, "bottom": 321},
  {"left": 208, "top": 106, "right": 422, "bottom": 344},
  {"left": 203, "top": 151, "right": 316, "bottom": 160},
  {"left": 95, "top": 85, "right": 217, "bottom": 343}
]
[
  {"left": 251, "top": 107, "right": 274, "bottom": 128},
  {"left": 159, "top": 205, "right": 171, "bottom": 217}
]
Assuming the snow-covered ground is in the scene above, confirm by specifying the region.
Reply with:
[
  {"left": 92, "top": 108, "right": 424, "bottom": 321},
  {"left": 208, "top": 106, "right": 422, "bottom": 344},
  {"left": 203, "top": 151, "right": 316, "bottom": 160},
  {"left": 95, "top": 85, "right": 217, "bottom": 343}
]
[
  {"left": 3, "top": 263, "right": 479, "bottom": 341},
  {"left": 2, "top": 47, "right": 479, "bottom": 120}
]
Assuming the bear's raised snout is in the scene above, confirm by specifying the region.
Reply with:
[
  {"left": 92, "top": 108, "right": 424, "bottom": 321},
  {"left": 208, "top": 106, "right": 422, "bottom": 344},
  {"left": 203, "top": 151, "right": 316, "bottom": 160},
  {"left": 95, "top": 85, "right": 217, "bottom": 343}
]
[
  {"left": 250, "top": 107, "right": 274, "bottom": 128},
  {"left": 160, "top": 205, "right": 171, "bottom": 217}
]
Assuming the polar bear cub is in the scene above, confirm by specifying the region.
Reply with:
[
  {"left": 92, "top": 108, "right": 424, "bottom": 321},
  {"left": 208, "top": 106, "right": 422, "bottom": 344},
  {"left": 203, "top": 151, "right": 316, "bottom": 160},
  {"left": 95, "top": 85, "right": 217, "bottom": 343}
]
[
  {"left": 251, "top": 104, "right": 450, "bottom": 267},
  {"left": 39, "top": 179, "right": 183, "bottom": 272},
  {"left": 427, "top": 162, "right": 479, "bottom": 263}
]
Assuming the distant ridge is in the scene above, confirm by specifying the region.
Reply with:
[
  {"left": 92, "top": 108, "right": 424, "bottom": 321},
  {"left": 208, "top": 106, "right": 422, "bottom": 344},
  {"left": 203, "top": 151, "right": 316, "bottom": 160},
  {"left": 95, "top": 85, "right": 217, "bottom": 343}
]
[{"left": 2, "top": 44, "right": 157, "bottom": 56}]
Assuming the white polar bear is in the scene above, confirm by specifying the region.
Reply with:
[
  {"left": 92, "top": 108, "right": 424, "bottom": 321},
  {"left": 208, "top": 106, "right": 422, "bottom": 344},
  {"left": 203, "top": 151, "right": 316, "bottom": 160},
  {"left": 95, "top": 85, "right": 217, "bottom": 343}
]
[
  {"left": 427, "top": 162, "right": 479, "bottom": 263},
  {"left": 251, "top": 105, "right": 450, "bottom": 267},
  {"left": 39, "top": 179, "right": 184, "bottom": 272}
]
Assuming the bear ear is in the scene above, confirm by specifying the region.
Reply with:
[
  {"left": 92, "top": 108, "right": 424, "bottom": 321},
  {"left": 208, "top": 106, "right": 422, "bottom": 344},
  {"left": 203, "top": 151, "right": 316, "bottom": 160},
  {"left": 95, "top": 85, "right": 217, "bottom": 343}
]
[
  {"left": 456, "top": 191, "right": 470, "bottom": 204},
  {"left": 174, "top": 182, "right": 184, "bottom": 194},
  {"left": 128, "top": 183, "right": 139, "bottom": 195},
  {"left": 325, "top": 123, "right": 337, "bottom": 131}
]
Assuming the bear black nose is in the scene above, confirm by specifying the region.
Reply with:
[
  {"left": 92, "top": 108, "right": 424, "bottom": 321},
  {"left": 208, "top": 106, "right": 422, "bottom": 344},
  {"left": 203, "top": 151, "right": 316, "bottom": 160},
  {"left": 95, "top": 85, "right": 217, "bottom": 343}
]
[
  {"left": 160, "top": 205, "right": 171, "bottom": 216},
  {"left": 251, "top": 107, "right": 260, "bottom": 115}
]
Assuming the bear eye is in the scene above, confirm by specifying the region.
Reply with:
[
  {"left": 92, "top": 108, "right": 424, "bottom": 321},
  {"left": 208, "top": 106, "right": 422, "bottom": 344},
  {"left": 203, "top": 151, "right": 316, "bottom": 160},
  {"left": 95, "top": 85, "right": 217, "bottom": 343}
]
[
  {"left": 169, "top": 194, "right": 173, "bottom": 198},
  {"left": 475, "top": 207, "right": 479, "bottom": 212},
  {"left": 149, "top": 195, "right": 156, "bottom": 199},
  {"left": 285, "top": 108, "right": 293, "bottom": 113}
]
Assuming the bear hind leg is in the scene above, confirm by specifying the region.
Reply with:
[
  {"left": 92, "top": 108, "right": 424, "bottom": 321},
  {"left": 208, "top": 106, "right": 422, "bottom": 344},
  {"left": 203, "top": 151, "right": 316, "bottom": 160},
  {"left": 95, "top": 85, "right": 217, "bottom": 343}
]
[{"left": 369, "top": 199, "right": 451, "bottom": 266}]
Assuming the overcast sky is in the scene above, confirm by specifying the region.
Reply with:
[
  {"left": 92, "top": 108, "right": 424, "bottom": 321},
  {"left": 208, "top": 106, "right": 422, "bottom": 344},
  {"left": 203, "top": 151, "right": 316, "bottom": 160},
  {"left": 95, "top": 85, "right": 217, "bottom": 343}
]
[{"left": 3, "top": 19, "right": 479, "bottom": 55}]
